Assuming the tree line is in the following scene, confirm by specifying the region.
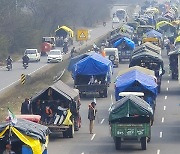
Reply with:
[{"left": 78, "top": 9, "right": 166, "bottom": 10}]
[{"left": 0, "top": 0, "right": 110, "bottom": 61}]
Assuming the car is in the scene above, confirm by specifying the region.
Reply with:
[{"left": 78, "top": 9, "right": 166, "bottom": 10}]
[
  {"left": 112, "top": 17, "right": 120, "bottom": 23},
  {"left": 24, "top": 49, "right": 40, "bottom": 62},
  {"left": 104, "top": 48, "right": 119, "bottom": 67},
  {"left": 47, "top": 49, "right": 63, "bottom": 63}
]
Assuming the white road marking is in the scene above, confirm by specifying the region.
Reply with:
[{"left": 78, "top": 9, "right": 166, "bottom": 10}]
[
  {"left": 166, "top": 87, "right": 169, "bottom": 91},
  {"left": 164, "top": 106, "right": 166, "bottom": 111},
  {"left": 111, "top": 94, "right": 113, "bottom": 104},
  {"left": 91, "top": 134, "right": 96, "bottom": 141},
  {"left": 81, "top": 153, "right": 84, "bottom": 154},
  {"left": 100, "top": 118, "right": 105, "bottom": 124},
  {"left": 157, "top": 149, "right": 160, "bottom": 154},
  {"left": 165, "top": 96, "right": 167, "bottom": 100},
  {"left": 168, "top": 74, "right": 170, "bottom": 76},
  {"left": 162, "top": 117, "right": 164, "bottom": 123},
  {"left": 28, "top": 64, "right": 48, "bottom": 75},
  {"left": 0, "top": 79, "right": 20, "bottom": 92},
  {"left": 160, "top": 132, "right": 163, "bottom": 138},
  {"left": 168, "top": 80, "right": 170, "bottom": 83}
]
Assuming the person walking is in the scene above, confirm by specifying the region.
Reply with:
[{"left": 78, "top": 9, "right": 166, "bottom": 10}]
[
  {"left": 88, "top": 102, "right": 97, "bottom": 134},
  {"left": 21, "top": 98, "right": 31, "bottom": 114}
]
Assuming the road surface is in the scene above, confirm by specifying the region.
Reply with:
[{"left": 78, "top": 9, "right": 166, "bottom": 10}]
[{"left": 48, "top": 44, "right": 180, "bottom": 154}]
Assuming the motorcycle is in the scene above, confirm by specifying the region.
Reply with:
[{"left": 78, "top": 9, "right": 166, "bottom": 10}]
[
  {"left": 6, "top": 63, "right": 12, "bottom": 71},
  {"left": 23, "top": 62, "right": 28, "bottom": 69}
]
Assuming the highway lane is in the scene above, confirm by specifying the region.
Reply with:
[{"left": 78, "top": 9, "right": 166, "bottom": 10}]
[
  {"left": 48, "top": 50, "right": 180, "bottom": 154},
  {"left": 0, "top": 5, "right": 128, "bottom": 94}
]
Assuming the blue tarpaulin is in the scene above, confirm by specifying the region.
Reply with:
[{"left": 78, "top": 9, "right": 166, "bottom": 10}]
[
  {"left": 145, "top": 30, "right": 163, "bottom": 39},
  {"left": 68, "top": 51, "right": 95, "bottom": 71},
  {"left": 113, "top": 37, "right": 135, "bottom": 50},
  {"left": 72, "top": 53, "right": 112, "bottom": 78},
  {"left": 115, "top": 70, "right": 158, "bottom": 101}
]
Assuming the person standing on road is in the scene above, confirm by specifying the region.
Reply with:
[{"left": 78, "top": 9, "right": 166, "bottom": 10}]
[
  {"left": 88, "top": 101, "right": 97, "bottom": 134},
  {"left": 70, "top": 47, "right": 76, "bottom": 58},
  {"left": 21, "top": 98, "right": 31, "bottom": 114}
]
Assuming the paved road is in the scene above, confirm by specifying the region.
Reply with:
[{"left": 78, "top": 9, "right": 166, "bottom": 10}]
[
  {"left": 48, "top": 42, "right": 180, "bottom": 154},
  {"left": 0, "top": 4, "right": 129, "bottom": 94}
]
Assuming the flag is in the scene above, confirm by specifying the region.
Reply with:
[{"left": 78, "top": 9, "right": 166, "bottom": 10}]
[{"left": 8, "top": 108, "right": 17, "bottom": 125}]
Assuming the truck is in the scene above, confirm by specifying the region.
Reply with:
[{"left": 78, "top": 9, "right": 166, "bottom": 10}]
[
  {"left": 168, "top": 49, "right": 179, "bottom": 80},
  {"left": 109, "top": 95, "right": 153, "bottom": 150},
  {"left": 72, "top": 53, "right": 113, "bottom": 98},
  {"left": 41, "top": 37, "right": 56, "bottom": 55},
  {"left": 115, "top": 69, "right": 158, "bottom": 113},
  {"left": 30, "top": 80, "right": 81, "bottom": 138},
  {"left": 130, "top": 45, "right": 165, "bottom": 93}
]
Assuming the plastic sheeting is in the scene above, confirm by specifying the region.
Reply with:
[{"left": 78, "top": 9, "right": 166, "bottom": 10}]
[
  {"left": 0, "top": 119, "right": 50, "bottom": 144},
  {"left": 109, "top": 95, "right": 153, "bottom": 122},
  {"left": 68, "top": 51, "right": 95, "bottom": 71},
  {"left": 115, "top": 70, "right": 158, "bottom": 101},
  {"left": 113, "top": 37, "right": 135, "bottom": 50},
  {"left": 72, "top": 53, "right": 112, "bottom": 78},
  {"left": 145, "top": 30, "right": 163, "bottom": 39}
]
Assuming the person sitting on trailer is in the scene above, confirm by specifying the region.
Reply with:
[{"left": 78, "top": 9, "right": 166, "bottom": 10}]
[{"left": 3, "top": 144, "right": 15, "bottom": 154}]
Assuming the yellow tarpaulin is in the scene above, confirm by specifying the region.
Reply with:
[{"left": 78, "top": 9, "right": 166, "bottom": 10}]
[
  {"left": 0, "top": 126, "right": 43, "bottom": 154},
  {"left": 175, "top": 36, "right": 180, "bottom": 44},
  {"left": 156, "top": 21, "right": 174, "bottom": 30},
  {"left": 11, "top": 127, "right": 42, "bottom": 154},
  {"left": 55, "top": 26, "right": 74, "bottom": 37},
  {"left": 63, "top": 109, "right": 73, "bottom": 126},
  {"left": 0, "top": 126, "right": 9, "bottom": 137}
]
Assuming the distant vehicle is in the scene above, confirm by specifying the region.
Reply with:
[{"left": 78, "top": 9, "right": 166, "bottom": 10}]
[
  {"left": 132, "top": 13, "right": 139, "bottom": 19},
  {"left": 47, "top": 49, "right": 63, "bottom": 63},
  {"left": 41, "top": 37, "right": 56, "bottom": 55},
  {"left": 104, "top": 48, "right": 119, "bottom": 67},
  {"left": 116, "top": 9, "right": 127, "bottom": 20},
  {"left": 24, "top": 49, "right": 40, "bottom": 62},
  {"left": 112, "top": 17, "right": 120, "bottom": 23}
]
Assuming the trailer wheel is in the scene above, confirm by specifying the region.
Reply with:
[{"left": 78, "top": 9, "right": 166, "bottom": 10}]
[
  {"left": 63, "top": 119, "right": 74, "bottom": 138},
  {"left": 141, "top": 137, "right": 147, "bottom": 150},
  {"left": 158, "top": 86, "right": 161, "bottom": 93},
  {"left": 103, "top": 89, "right": 108, "bottom": 98},
  {"left": 115, "top": 137, "right": 121, "bottom": 150}
]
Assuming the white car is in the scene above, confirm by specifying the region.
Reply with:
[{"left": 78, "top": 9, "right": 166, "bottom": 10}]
[
  {"left": 47, "top": 49, "right": 63, "bottom": 63},
  {"left": 112, "top": 17, "right": 120, "bottom": 23},
  {"left": 24, "top": 49, "right": 40, "bottom": 62}
]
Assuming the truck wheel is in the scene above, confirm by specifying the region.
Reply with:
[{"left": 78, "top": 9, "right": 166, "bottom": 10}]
[
  {"left": 63, "top": 118, "right": 74, "bottom": 138},
  {"left": 141, "top": 137, "right": 147, "bottom": 150},
  {"left": 115, "top": 137, "right": 121, "bottom": 150},
  {"left": 103, "top": 89, "right": 108, "bottom": 98},
  {"left": 63, "top": 124, "right": 74, "bottom": 138},
  {"left": 158, "top": 86, "right": 161, "bottom": 93}
]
